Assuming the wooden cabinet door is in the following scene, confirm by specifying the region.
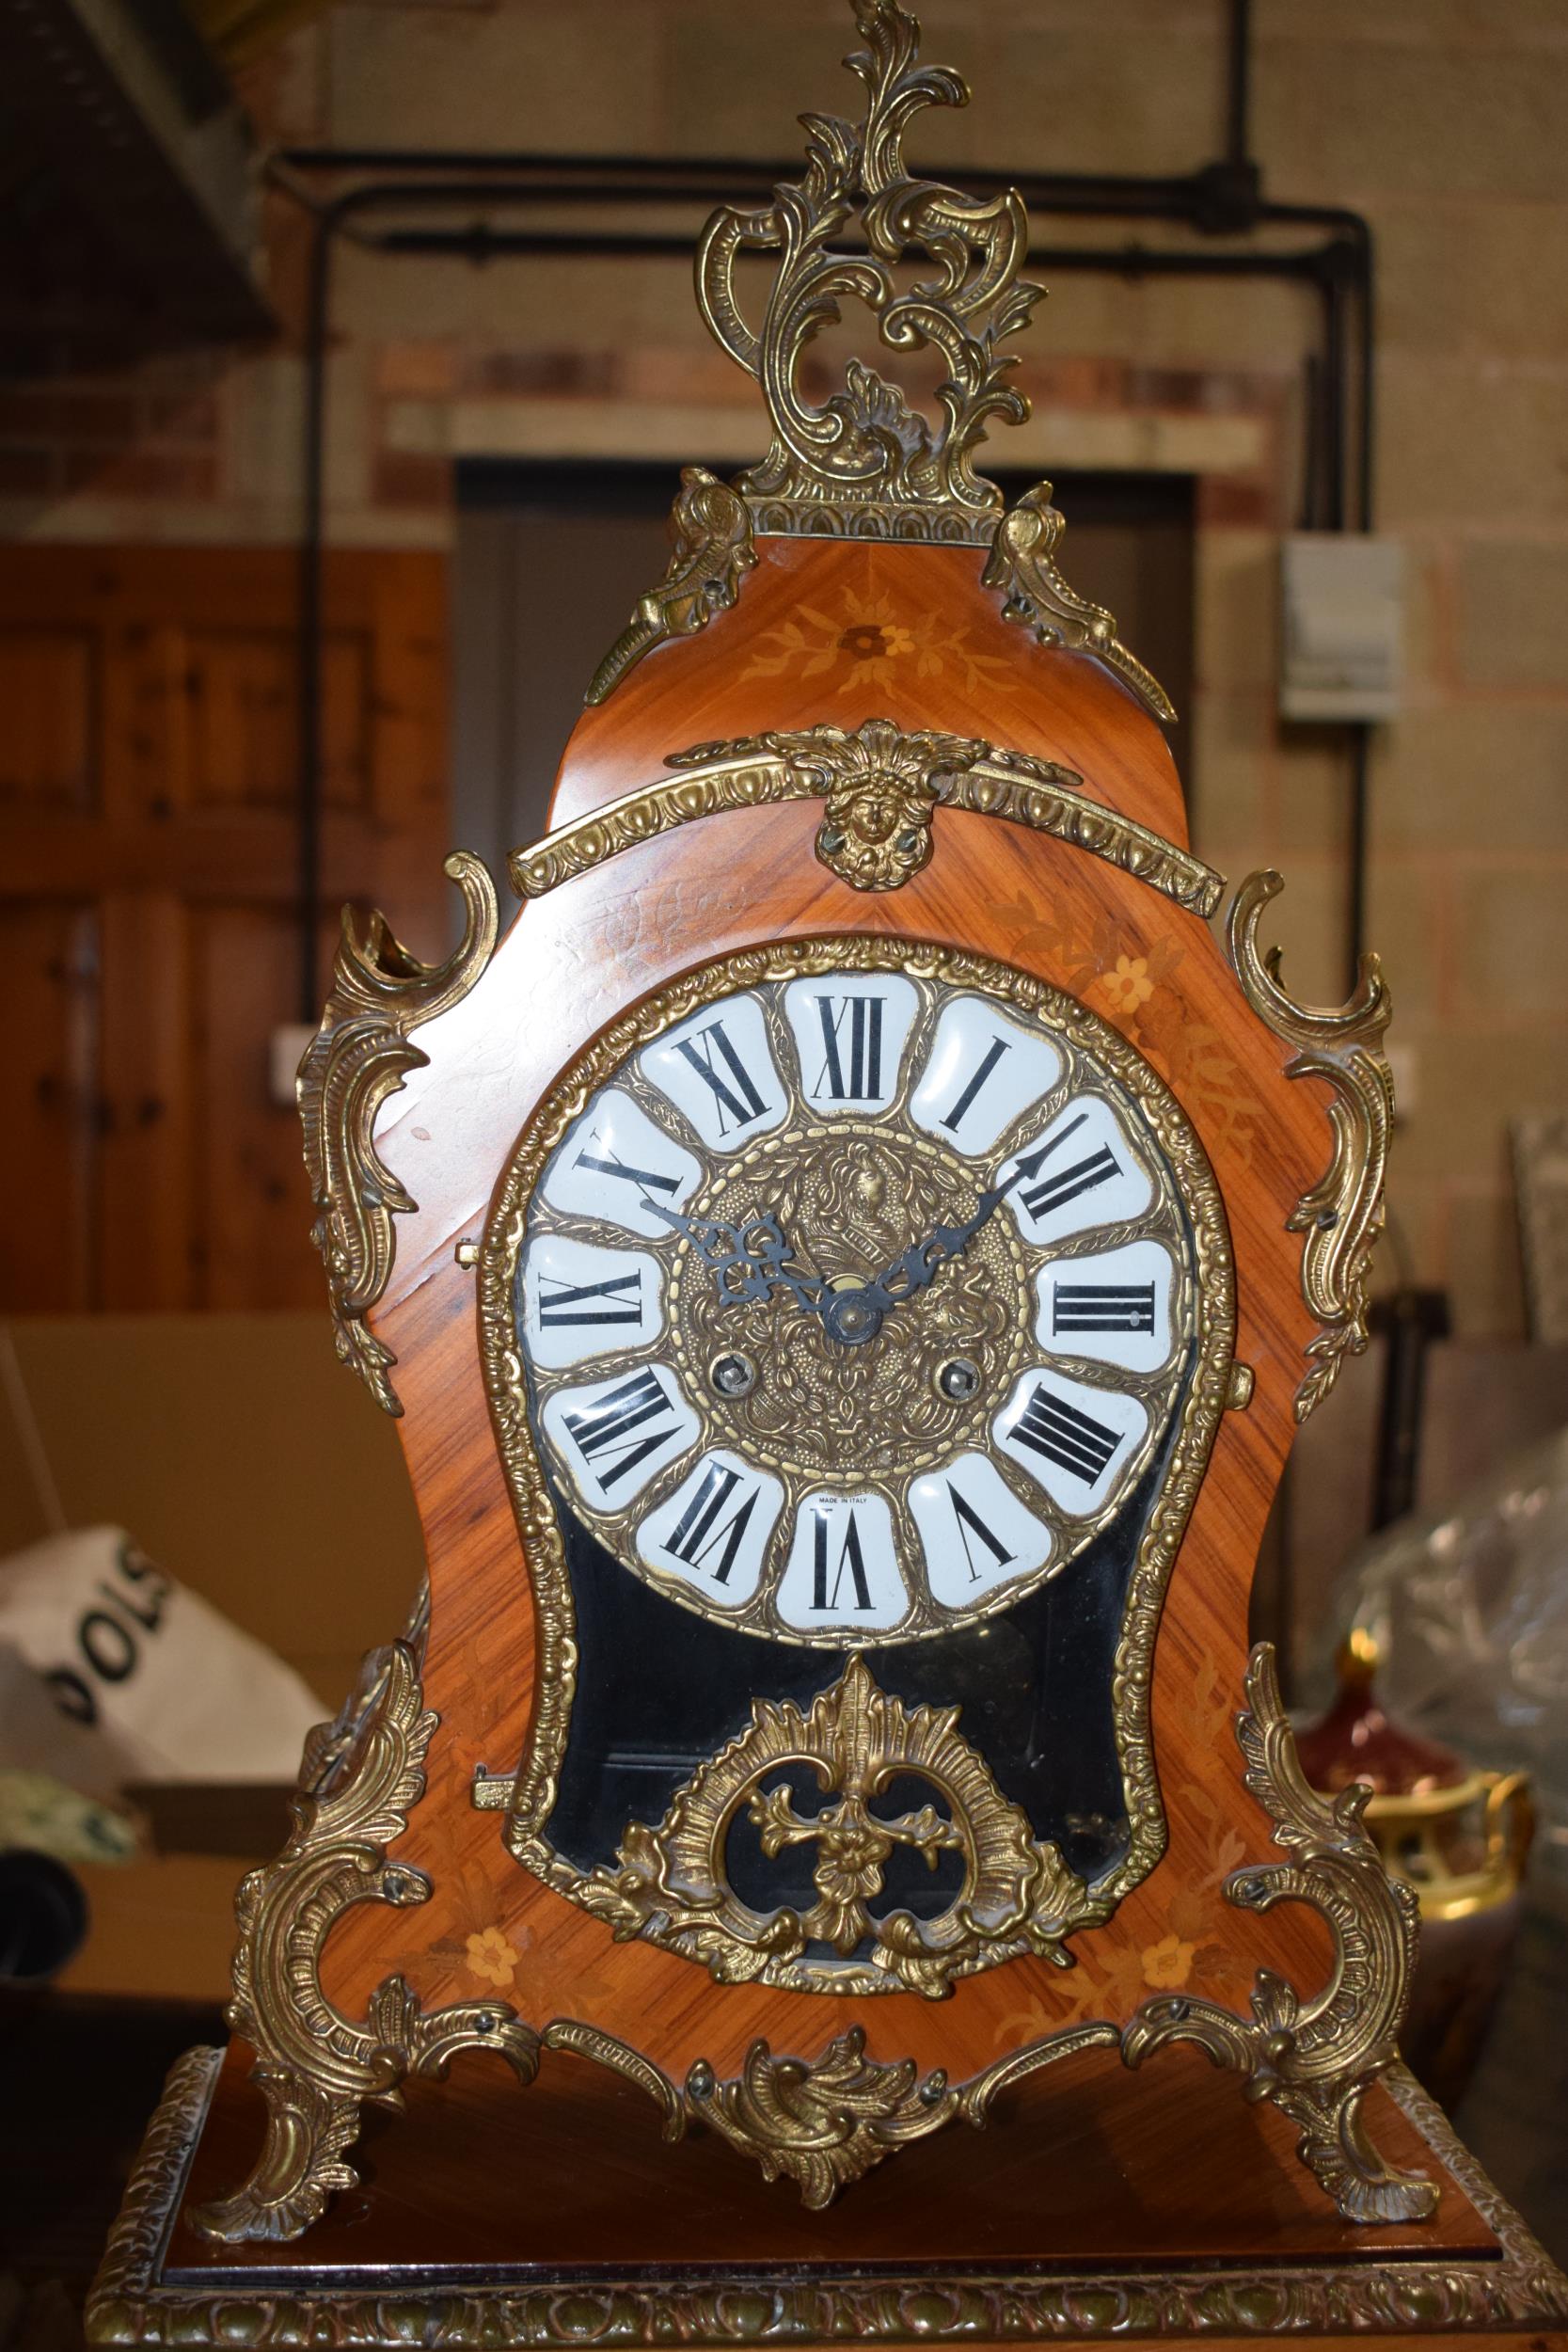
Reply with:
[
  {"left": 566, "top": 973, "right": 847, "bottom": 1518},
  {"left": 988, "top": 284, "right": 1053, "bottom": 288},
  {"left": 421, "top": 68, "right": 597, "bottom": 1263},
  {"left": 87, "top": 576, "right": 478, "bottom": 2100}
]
[{"left": 0, "top": 547, "right": 449, "bottom": 1311}]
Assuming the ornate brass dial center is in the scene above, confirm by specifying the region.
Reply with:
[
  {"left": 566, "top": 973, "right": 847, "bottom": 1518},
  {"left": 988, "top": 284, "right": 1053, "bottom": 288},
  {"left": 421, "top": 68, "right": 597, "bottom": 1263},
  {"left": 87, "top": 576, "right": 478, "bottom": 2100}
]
[{"left": 667, "top": 1122, "right": 1029, "bottom": 1486}]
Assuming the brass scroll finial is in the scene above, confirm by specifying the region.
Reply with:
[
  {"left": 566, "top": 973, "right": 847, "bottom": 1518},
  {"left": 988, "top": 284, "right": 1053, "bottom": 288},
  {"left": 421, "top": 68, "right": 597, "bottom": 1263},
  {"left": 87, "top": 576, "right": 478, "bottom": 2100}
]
[
  {"left": 696, "top": 0, "right": 1043, "bottom": 544},
  {"left": 585, "top": 1, "right": 1174, "bottom": 721},
  {"left": 298, "top": 853, "right": 498, "bottom": 1415},
  {"left": 1227, "top": 870, "right": 1395, "bottom": 1422}
]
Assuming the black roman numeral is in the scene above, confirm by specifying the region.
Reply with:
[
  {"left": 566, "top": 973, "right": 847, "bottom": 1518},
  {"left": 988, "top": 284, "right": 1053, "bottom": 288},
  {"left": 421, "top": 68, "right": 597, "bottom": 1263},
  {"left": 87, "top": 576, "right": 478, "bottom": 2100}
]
[
  {"left": 574, "top": 1133, "right": 681, "bottom": 1197},
  {"left": 1014, "top": 1114, "right": 1118, "bottom": 1223},
  {"left": 673, "top": 1020, "right": 768, "bottom": 1133},
  {"left": 1010, "top": 1383, "right": 1122, "bottom": 1485},
  {"left": 811, "top": 1507, "right": 873, "bottom": 1612},
  {"left": 536, "top": 1270, "right": 643, "bottom": 1328},
  {"left": 813, "top": 993, "right": 884, "bottom": 1101},
  {"left": 1052, "top": 1282, "right": 1156, "bottom": 1336},
  {"left": 561, "top": 1369, "right": 679, "bottom": 1491},
  {"left": 943, "top": 1480, "right": 1014, "bottom": 1582},
  {"left": 939, "top": 1035, "right": 1010, "bottom": 1134},
  {"left": 662, "top": 1462, "right": 760, "bottom": 1586}
]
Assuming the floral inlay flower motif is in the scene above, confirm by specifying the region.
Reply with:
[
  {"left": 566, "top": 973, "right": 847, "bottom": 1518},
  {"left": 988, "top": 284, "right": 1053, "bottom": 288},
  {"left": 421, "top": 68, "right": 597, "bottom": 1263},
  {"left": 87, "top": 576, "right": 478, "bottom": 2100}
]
[
  {"left": 992, "top": 898, "right": 1259, "bottom": 1168},
  {"left": 740, "top": 586, "right": 1019, "bottom": 696},
  {"left": 1104, "top": 955, "right": 1155, "bottom": 1014},
  {"left": 464, "top": 1925, "right": 519, "bottom": 1988},
  {"left": 1141, "top": 1931, "right": 1196, "bottom": 1990}
]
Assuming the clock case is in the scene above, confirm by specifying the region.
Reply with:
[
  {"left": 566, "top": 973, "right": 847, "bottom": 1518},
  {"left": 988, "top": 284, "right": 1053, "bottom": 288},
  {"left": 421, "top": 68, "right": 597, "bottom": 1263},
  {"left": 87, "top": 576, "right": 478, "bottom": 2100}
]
[{"left": 91, "top": 6, "right": 1568, "bottom": 2336}]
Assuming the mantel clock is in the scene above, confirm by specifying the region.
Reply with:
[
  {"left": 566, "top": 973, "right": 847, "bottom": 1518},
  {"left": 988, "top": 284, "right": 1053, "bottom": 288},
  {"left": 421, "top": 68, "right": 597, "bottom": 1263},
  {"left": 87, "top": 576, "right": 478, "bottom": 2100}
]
[{"left": 91, "top": 6, "right": 1568, "bottom": 2344}]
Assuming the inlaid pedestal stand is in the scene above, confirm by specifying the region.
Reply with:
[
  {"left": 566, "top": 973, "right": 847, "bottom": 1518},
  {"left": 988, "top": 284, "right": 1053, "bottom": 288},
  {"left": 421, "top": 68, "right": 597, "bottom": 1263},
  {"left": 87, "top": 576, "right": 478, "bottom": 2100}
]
[{"left": 93, "top": 2037, "right": 1566, "bottom": 2346}]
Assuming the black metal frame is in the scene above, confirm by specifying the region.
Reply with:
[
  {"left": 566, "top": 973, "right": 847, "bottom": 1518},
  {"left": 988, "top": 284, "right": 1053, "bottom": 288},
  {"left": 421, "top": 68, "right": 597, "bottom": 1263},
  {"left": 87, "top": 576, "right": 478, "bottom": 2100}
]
[{"left": 270, "top": 0, "right": 1377, "bottom": 1021}]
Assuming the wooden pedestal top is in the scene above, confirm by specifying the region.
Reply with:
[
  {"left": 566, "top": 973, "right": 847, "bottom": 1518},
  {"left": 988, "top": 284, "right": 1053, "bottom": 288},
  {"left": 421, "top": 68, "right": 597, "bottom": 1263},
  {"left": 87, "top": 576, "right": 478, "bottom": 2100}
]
[{"left": 87, "top": 2033, "right": 1568, "bottom": 2347}]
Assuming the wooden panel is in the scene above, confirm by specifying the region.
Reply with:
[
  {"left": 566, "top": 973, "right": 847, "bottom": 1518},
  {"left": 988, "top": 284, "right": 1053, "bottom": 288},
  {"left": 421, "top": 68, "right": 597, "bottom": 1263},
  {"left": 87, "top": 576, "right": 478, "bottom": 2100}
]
[
  {"left": 0, "top": 546, "right": 449, "bottom": 1312},
  {"left": 0, "top": 628, "right": 97, "bottom": 809},
  {"left": 189, "top": 903, "right": 330, "bottom": 1310},
  {"left": 184, "top": 631, "right": 371, "bottom": 814},
  {"left": 0, "top": 899, "right": 97, "bottom": 1308},
  {"left": 171, "top": 2042, "right": 1493, "bottom": 2276},
  {"left": 97, "top": 889, "right": 193, "bottom": 1309}
]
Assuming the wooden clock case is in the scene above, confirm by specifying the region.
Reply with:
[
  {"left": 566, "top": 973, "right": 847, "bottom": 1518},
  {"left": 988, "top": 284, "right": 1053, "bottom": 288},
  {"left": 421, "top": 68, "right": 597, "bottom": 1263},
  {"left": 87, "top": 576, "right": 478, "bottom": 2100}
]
[{"left": 90, "top": 3, "right": 1568, "bottom": 2342}]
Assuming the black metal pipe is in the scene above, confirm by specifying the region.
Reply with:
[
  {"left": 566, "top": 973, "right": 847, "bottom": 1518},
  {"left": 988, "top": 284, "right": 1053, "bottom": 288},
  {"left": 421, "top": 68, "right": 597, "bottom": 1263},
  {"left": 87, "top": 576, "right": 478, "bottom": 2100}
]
[
  {"left": 1348, "top": 723, "right": 1371, "bottom": 979},
  {"left": 298, "top": 204, "right": 332, "bottom": 1024},
  {"left": 1321, "top": 262, "right": 1347, "bottom": 532},
  {"left": 369, "top": 226, "right": 1344, "bottom": 280},
  {"left": 1226, "top": 0, "right": 1253, "bottom": 167},
  {"left": 1357, "top": 233, "right": 1377, "bottom": 532},
  {"left": 277, "top": 9, "right": 1377, "bottom": 1044}
]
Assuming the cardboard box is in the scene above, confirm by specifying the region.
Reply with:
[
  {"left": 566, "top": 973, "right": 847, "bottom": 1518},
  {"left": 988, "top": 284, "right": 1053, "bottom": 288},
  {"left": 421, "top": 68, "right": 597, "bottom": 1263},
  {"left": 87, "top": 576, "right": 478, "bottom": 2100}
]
[
  {"left": 0, "top": 1313, "right": 428, "bottom": 2001},
  {"left": 0, "top": 1313, "right": 425, "bottom": 1709}
]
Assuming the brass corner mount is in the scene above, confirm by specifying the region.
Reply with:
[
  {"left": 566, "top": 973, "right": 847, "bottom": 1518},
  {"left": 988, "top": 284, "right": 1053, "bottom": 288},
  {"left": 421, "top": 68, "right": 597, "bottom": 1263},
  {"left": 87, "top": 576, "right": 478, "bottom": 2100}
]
[{"left": 588, "top": 0, "right": 1172, "bottom": 723}]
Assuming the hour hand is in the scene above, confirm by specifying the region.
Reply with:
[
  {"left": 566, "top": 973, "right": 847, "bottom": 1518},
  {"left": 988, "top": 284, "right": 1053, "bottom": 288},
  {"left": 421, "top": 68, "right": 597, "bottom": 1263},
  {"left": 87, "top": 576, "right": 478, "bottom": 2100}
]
[{"left": 643, "top": 1200, "right": 822, "bottom": 1314}]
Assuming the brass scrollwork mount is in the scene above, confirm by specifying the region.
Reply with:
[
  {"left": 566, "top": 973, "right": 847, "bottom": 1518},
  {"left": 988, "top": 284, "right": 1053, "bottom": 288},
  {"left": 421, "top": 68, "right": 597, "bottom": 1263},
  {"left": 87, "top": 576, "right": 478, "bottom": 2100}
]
[
  {"left": 298, "top": 852, "right": 497, "bottom": 1416},
  {"left": 1227, "top": 870, "right": 1395, "bottom": 1421},
  {"left": 587, "top": 1, "right": 1170, "bottom": 719},
  {"left": 1124, "top": 1643, "right": 1434, "bottom": 2227}
]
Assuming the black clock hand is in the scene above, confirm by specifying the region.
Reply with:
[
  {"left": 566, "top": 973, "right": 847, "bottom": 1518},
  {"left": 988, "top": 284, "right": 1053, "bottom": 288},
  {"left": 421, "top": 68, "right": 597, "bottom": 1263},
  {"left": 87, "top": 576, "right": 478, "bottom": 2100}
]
[
  {"left": 805, "top": 1158, "right": 1033, "bottom": 1349},
  {"left": 642, "top": 1199, "right": 824, "bottom": 1314},
  {"left": 859, "top": 1160, "right": 1028, "bottom": 1313}
]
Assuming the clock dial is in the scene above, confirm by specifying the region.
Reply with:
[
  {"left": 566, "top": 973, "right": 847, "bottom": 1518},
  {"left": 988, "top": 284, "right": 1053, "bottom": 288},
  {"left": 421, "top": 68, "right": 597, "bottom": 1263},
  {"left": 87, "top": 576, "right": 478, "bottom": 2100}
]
[{"left": 507, "top": 948, "right": 1204, "bottom": 1646}]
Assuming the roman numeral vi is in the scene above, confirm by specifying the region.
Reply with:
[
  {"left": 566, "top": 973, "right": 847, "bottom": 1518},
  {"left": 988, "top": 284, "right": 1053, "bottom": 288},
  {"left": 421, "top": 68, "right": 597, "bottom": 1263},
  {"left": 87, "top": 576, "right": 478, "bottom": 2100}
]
[{"left": 811, "top": 1508, "right": 874, "bottom": 1611}]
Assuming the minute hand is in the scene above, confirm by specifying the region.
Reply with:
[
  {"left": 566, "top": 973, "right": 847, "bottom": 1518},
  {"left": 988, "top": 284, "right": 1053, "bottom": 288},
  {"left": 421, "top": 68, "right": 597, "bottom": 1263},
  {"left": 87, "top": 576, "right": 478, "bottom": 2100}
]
[{"left": 862, "top": 1162, "right": 1027, "bottom": 1313}]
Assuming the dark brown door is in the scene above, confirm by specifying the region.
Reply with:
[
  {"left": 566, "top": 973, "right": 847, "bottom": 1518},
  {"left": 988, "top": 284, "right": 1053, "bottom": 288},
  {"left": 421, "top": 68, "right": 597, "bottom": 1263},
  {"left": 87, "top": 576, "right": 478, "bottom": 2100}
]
[{"left": 0, "top": 546, "right": 449, "bottom": 1310}]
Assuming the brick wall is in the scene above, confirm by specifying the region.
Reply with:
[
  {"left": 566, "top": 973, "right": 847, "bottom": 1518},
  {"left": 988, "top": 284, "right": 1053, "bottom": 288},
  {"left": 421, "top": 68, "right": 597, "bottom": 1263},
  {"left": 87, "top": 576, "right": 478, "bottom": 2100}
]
[{"left": 5, "top": 0, "right": 1566, "bottom": 1336}]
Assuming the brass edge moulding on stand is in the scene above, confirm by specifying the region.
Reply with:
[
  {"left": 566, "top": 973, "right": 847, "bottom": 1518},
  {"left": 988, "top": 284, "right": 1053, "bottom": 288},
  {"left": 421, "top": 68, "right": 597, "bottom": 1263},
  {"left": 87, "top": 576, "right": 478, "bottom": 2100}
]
[
  {"left": 474, "top": 934, "right": 1237, "bottom": 1996},
  {"left": 508, "top": 720, "right": 1224, "bottom": 914},
  {"left": 87, "top": 2050, "right": 1568, "bottom": 2340},
  {"left": 299, "top": 850, "right": 499, "bottom": 1416},
  {"left": 586, "top": 1, "right": 1170, "bottom": 720},
  {"left": 1225, "top": 868, "right": 1395, "bottom": 1422},
  {"left": 1122, "top": 1642, "right": 1433, "bottom": 2228}
]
